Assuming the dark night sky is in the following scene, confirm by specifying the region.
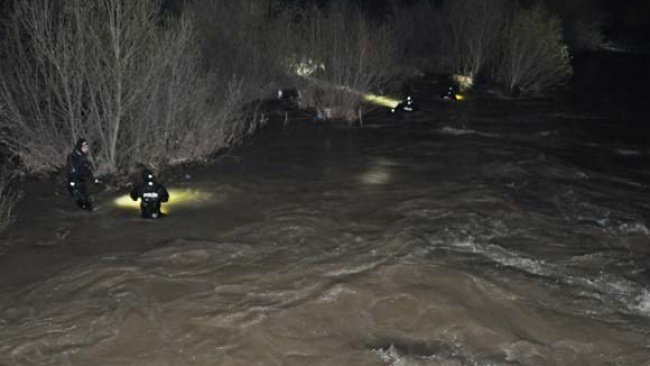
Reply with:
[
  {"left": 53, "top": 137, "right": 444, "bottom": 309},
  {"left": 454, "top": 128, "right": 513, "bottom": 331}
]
[
  {"left": 5, "top": 0, "right": 649, "bottom": 47},
  {"left": 602, "top": 0, "right": 650, "bottom": 27},
  {"left": 160, "top": 0, "right": 649, "bottom": 29},
  {"left": 598, "top": 0, "right": 650, "bottom": 47}
]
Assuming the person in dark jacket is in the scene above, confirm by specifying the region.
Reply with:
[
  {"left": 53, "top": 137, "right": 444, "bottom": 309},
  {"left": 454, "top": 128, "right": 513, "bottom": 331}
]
[
  {"left": 66, "top": 138, "right": 97, "bottom": 210},
  {"left": 441, "top": 85, "right": 457, "bottom": 101},
  {"left": 130, "top": 169, "right": 169, "bottom": 219}
]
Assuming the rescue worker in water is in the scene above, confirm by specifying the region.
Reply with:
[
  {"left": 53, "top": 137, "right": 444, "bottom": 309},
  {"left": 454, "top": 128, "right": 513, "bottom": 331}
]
[
  {"left": 66, "top": 138, "right": 99, "bottom": 210},
  {"left": 130, "top": 169, "right": 169, "bottom": 218}
]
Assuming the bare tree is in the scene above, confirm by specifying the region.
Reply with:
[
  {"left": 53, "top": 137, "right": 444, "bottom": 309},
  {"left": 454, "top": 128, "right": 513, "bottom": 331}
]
[
  {"left": 0, "top": 0, "right": 88, "bottom": 171},
  {"left": 0, "top": 0, "right": 247, "bottom": 174},
  {"left": 287, "top": 1, "right": 401, "bottom": 122},
  {"left": 193, "top": 0, "right": 402, "bottom": 123},
  {"left": 445, "top": 0, "right": 506, "bottom": 80},
  {"left": 494, "top": 3, "right": 572, "bottom": 95}
]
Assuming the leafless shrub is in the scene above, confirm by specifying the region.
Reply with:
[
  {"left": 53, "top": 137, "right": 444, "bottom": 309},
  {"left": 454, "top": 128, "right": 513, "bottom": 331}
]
[
  {"left": 300, "top": 85, "right": 361, "bottom": 122},
  {"left": 0, "top": 0, "right": 247, "bottom": 175},
  {"left": 101, "top": 13, "right": 245, "bottom": 170},
  {"left": 493, "top": 3, "right": 573, "bottom": 95},
  {"left": 286, "top": 1, "right": 401, "bottom": 122},
  {"left": 193, "top": 0, "right": 401, "bottom": 123},
  {"left": 0, "top": 0, "right": 86, "bottom": 171},
  {"left": 445, "top": 0, "right": 506, "bottom": 80}
]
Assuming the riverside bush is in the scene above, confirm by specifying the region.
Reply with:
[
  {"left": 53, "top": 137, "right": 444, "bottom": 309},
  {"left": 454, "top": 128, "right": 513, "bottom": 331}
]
[
  {"left": 445, "top": 0, "right": 506, "bottom": 80},
  {"left": 195, "top": 0, "right": 402, "bottom": 123},
  {"left": 492, "top": 3, "right": 573, "bottom": 95},
  {"left": 0, "top": 0, "right": 246, "bottom": 174},
  {"left": 394, "top": 0, "right": 573, "bottom": 96},
  {"left": 256, "top": 1, "right": 401, "bottom": 122}
]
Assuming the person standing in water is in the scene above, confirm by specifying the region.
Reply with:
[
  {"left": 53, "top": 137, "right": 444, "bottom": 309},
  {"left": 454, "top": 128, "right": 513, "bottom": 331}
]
[
  {"left": 66, "top": 138, "right": 98, "bottom": 210},
  {"left": 130, "top": 169, "right": 169, "bottom": 219}
]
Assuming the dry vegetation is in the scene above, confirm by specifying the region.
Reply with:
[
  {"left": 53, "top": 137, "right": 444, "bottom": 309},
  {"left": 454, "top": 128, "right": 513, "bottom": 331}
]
[
  {"left": 0, "top": 0, "right": 576, "bottom": 181},
  {"left": 0, "top": 0, "right": 246, "bottom": 175},
  {"left": 445, "top": 0, "right": 506, "bottom": 80},
  {"left": 392, "top": 0, "right": 573, "bottom": 95},
  {"left": 286, "top": 2, "right": 400, "bottom": 121},
  {"left": 192, "top": 0, "right": 401, "bottom": 122},
  {"left": 493, "top": 3, "right": 573, "bottom": 95}
]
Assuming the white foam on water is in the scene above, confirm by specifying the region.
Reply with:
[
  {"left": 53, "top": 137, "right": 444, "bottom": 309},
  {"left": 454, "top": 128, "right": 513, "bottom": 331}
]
[
  {"left": 324, "top": 260, "right": 384, "bottom": 277},
  {"left": 634, "top": 290, "right": 650, "bottom": 315},
  {"left": 617, "top": 222, "right": 650, "bottom": 236},
  {"left": 447, "top": 238, "right": 552, "bottom": 278},
  {"left": 373, "top": 344, "right": 454, "bottom": 366},
  {"left": 316, "top": 284, "right": 357, "bottom": 303},
  {"left": 434, "top": 236, "right": 650, "bottom": 318}
]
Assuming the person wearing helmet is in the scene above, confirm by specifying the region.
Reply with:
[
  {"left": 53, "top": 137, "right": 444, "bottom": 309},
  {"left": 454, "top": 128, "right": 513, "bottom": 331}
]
[
  {"left": 129, "top": 169, "right": 169, "bottom": 219},
  {"left": 441, "top": 85, "right": 456, "bottom": 101},
  {"left": 441, "top": 85, "right": 464, "bottom": 101},
  {"left": 66, "top": 138, "right": 98, "bottom": 210}
]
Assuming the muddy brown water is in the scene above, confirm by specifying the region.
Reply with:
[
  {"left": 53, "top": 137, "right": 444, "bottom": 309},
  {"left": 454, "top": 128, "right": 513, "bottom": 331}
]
[{"left": 2, "top": 57, "right": 650, "bottom": 365}]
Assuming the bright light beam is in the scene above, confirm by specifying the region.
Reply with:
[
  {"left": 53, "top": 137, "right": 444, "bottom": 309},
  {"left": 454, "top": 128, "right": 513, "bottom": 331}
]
[
  {"left": 361, "top": 94, "right": 401, "bottom": 109},
  {"left": 297, "top": 73, "right": 414, "bottom": 113},
  {"left": 113, "top": 188, "right": 213, "bottom": 214}
]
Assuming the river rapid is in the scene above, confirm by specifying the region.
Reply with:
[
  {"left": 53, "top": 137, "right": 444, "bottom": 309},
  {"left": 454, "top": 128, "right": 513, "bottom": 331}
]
[{"left": 1, "top": 53, "right": 650, "bottom": 365}]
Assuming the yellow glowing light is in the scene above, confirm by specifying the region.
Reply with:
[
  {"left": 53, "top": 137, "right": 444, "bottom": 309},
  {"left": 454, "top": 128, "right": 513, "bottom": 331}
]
[
  {"left": 295, "top": 71, "right": 406, "bottom": 112},
  {"left": 455, "top": 94, "right": 465, "bottom": 101},
  {"left": 113, "top": 188, "right": 213, "bottom": 214},
  {"left": 294, "top": 69, "right": 415, "bottom": 114},
  {"left": 362, "top": 94, "right": 401, "bottom": 109}
]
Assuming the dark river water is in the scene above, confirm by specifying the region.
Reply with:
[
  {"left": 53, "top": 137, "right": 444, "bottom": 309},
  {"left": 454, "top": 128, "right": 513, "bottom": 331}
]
[{"left": 1, "top": 53, "right": 650, "bottom": 365}]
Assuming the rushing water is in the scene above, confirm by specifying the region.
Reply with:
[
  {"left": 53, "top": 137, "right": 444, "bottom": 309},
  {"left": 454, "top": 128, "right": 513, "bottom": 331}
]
[{"left": 1, "top": 54, "right": 650, "bottom": 366}]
